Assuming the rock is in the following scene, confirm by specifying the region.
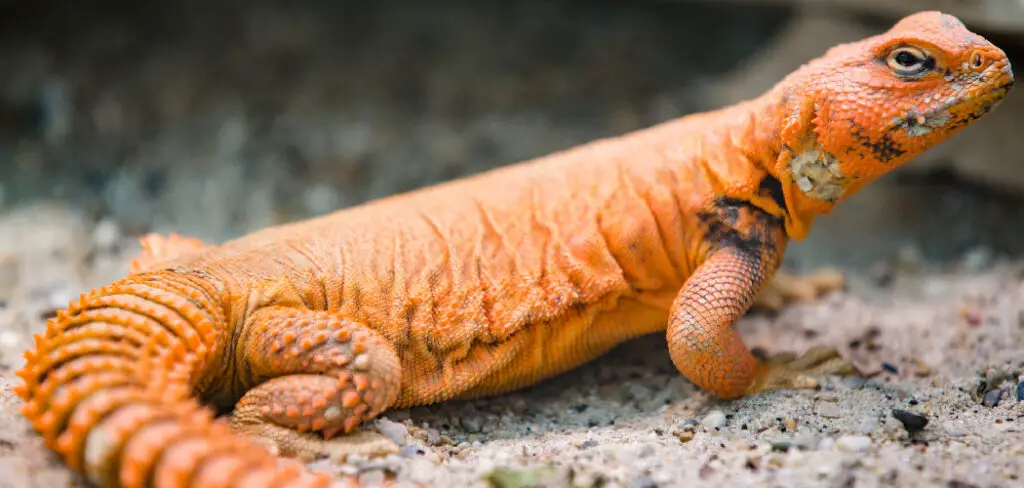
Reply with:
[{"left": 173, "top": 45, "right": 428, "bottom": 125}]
[
  {"left": 701, "top": 410, "right": 727, "bottom": 429},
  {"left": 836, "top": 435, "right": 872, "bottom": 453},
  {"left": 891, "top": 409, "right": 928, "bottom": 434},
  {"left": 399, "top": 444, "right": 427, "bottom": 457},
  {"left": 815, "top": 403, "right": 843, "bottom": 419},
  {"left": 675, "top": 430, "right": 695, "bottom": 443},
  {"left": 425, "top": 428, "right": 442, "bottom": 445},
  {"left": 376, "top": 418, "right": 409, "bottom": 445},
  {"left": 982, "top": 388, "right": 1005, "bottom": 408},
  {"left": 678, "top": 418, "right": 700, "bottom": 428}
]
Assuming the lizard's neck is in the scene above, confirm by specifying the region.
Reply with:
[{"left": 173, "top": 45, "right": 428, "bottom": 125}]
[{"left": 698, "top": 88, "right": 859, "bottom": 241}]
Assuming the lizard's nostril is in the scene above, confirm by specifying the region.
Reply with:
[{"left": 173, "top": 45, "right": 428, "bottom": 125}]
[{"left": 971, "top": 52, "right": 984, "bottom": 69}]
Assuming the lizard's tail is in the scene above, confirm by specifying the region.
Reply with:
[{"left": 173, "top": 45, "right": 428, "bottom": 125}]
[{"left": 13, "top": 272, "right": 342, "bottom": 488}]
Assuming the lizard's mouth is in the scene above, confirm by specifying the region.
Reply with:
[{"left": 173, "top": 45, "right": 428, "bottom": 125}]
[
  {"left": 971, "top": 81, "right": 1014, "bottom": 118},
  {"left": 894, "top": 81, "right": 1013, "bottom": 136}
]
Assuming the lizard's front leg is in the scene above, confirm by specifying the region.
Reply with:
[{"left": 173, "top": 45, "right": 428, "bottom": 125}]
[
  {"left": 230, "top": 306, "right": 403, "bottom": 462},
  {"left": 666, "top": 246, "right": 857, "bottom": 399}
]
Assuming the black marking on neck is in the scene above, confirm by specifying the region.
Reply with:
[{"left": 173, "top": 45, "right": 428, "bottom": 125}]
[
  {"left": 849, "top": 119, "right": 906, "bottom": 163},
  {"left": 696, "top": 196, "right": 784, "bottom": 258},
  {"left": 757, "top": 174, "right": 788, "bottom": 217}
]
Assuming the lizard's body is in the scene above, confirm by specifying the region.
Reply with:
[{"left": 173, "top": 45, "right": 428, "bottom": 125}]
[
  {"left": 14, "top": 11, "right": 1014, "bottom": 488},
  {"left": 190, "top": 106, "right": 778, "bottom": 409}
]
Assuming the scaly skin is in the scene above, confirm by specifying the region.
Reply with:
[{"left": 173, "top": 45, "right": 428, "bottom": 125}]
[{"left": 14, "top": 11, "right": 1014, "bottom": 488}]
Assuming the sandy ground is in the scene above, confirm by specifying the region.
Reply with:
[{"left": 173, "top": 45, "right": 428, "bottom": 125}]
[{"left": 0, "top": 203, "right": 1022, "bottom": 488}]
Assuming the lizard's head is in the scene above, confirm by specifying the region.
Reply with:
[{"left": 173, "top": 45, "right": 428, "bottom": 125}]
[{"left": 774, "top": 11, "right": 1013, "bottom": 213}]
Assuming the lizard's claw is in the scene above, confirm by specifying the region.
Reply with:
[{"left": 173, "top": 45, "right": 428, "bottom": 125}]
[
  {"left": 322, "top": 425, "right": 345, "bottom": 441},
  {"left": 745, "top": 346, "right": 860, "bottom": 395},
  {"left": 318, "top": 430, "right": 399, "bottom": 464},
  {"left": 233, "top": 422, "right": 399, "bottom": 464},
  {"left": 753, "top": 267, "right": 846, "bottom": 312}
]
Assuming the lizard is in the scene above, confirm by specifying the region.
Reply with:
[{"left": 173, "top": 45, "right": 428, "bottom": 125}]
[{"left": 13, "top": 10, "right": 1013, "bottom": 488}]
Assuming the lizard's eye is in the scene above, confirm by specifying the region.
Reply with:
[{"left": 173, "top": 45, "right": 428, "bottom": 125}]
[{"left": 886, "top": 46, "right": 933, "bottom": 76}]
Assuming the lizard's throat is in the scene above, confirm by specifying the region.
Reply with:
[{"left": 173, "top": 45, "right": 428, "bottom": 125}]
[
  {"left": 772, "top": 143, "right": 855, "bottom": 240},
  {"left": 787, "top": 145, "right": 849, "bottom": 203}
]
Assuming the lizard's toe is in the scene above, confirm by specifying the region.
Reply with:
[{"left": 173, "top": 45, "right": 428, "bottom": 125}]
[
  {"left": 321, "top": 430, "right": 400, "bottom": 464},
  {"left": 745, "top": 346, "right": 860, "bottom": 395},
  {"left": 231, "top": 420, "right": 398, "bottom": 464}
]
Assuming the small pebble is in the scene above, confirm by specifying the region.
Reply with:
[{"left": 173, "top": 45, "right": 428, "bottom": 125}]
[
  {"left": 675, "top": 430, "right": 695, "bottom": 443},
  {"left": 425, "top": 428, "right": 442, "bottom": 445},
  {"left": 701, "top": 410, "right": 727, "bottom": 428},
  {"left": 772, "top": 434, "right": 818, "bottom": 452},
  {"left": 982, "top": 388, "right": 1005, "bottom": 407},
  {"left": 678, "top": 418, "right": 699, "bottom": 428},
  {"left": 399, "top": 444, "right": 427, "bottom": 457},
  {"left": 580, "top": 439, "right": 598, "bottom": 449},
  {"left": 783, "top": 418, "right": 798, "bottom": 431},
  {"left": 816, "top": 403, "right": 842, "bottom": 419},
  {"left": 891, "top": 409, "right": 928, "bottom": 434},
  {"left": 358, "top": 469, "right": 386, "bottom": 486},
  {"left": 912, "top": 359, "right": 932, "bottom": 377},
  {"left": 376, "top": 419, "right": 409, "bottom": 444},
  {"left": 835, "top": 435, "right": 871, "bottom": 453},
  {"left": 816, "top": 392, "right": 840, "bottom": 402}
]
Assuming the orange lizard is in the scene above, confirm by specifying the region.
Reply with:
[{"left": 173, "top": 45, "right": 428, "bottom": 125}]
[{"left": 14, "top": 11, "right": 1013, "bottom": 488}]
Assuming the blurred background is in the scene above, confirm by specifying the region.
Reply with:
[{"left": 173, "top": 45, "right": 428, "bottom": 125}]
[{"left": 0, "top": 0, "right": 1023, "bottom": 312}]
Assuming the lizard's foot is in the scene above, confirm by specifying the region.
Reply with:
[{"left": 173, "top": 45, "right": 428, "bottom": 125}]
[
  {"left": 232, "top": 421, "right": 399, "bottom": 463},
  {"left": 745, "top": 346, "right": 859, "bottom": 395},
  {"left": 752, "top": 267, "right": 845, "bottom": 312},
  {"left": 230, "top": 307, "right": 404, "bottom": 464}
]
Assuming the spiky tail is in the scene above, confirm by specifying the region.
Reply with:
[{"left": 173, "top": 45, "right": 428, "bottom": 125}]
[{"left": 14, "top": 270, "right": 341, "bottom": 488}]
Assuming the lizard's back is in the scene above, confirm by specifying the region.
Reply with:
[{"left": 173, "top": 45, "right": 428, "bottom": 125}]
[{"left": 184, "top": 121, "right": 718, "bottom": 405}]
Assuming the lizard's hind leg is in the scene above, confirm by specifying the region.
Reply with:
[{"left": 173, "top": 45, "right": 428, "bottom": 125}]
[{"left": 230, "top": 306, "right": 403, "bottom": 463}]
